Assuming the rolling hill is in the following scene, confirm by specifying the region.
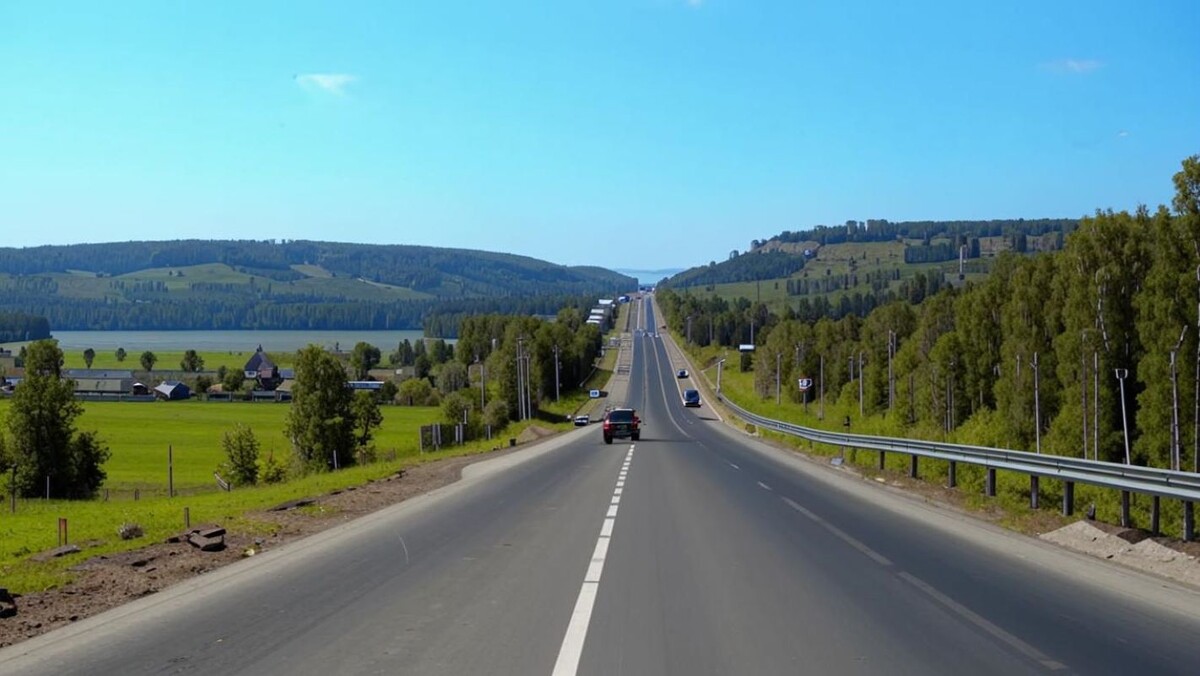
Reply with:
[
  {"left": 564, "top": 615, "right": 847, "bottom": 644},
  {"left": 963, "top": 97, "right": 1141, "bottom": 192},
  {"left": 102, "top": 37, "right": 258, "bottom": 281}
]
[
  {"left": 0, "top": 240, "right": 635, "bottom": 332},
  {"left": 660, "top": 218, "right": 1077, "bottom": 315}
]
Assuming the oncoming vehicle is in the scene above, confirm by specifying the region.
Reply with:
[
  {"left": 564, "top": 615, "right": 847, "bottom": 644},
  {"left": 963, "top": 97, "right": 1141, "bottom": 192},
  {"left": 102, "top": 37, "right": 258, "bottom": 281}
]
[
  {"left": 574, "top": 414, "right": 590, "bottom": 426},
  {"left": 676, "top": 369, "right": 688, "bottom": 378},
  {"left": 602, "top": 408, "right": 640, "bottom": 444},
  {"left": 682, "top": 389, "right": 701, "bottom": 407}
]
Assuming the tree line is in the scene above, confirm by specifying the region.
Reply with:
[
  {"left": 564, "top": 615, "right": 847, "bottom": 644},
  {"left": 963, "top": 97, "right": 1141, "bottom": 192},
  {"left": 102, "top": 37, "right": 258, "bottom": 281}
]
[
  {"left": 0, "top": 293, "right": 608, "bottom": 333},
  {"left": 659, "top": 156, "right": 1200, "bottom": 473},
  {"left": 0, "top": 311, "right": 51, "bottom": 343}
]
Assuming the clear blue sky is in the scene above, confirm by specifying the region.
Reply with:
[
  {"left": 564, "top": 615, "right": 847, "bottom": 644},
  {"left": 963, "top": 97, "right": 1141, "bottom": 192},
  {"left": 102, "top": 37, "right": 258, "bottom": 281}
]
[{"left": 2, "top": 1, "right": 1197, "bottom": 271}]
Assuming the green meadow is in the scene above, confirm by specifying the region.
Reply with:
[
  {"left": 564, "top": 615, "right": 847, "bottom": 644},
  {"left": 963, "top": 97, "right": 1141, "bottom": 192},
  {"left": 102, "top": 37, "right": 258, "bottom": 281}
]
[
  {"left": 58, "top": 349, "right": 295, "bottom": 373},
  {"left": 0, "top": 399, "right": 576, "bottom": 593}
]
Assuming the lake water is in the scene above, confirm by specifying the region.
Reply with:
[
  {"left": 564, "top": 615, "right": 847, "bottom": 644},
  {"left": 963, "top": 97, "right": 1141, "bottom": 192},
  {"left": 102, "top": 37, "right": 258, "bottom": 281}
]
[{"left": 13, "top": 330, "right": 450, "bottom": 353}]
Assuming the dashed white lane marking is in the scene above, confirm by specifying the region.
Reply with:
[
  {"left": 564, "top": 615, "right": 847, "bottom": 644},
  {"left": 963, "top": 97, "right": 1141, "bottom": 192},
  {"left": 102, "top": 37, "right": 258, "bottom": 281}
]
[
  {"left": 898, "top": 572, "right": 1067, "bottom": 671},
  {"left": 600, "top": 518, "right": 615, "bottom": 537},
  {"left": 728, "top": 462, "right": 740, "bottom": 470},
  {"left": 757, "top": 481, "right": 772, "bottom": 492},
  {"left": 553, "top": 444, "right": 636, "bottom": 676},
  {"left": 780, "top": 496, "right": 893, "bottom": 567}
]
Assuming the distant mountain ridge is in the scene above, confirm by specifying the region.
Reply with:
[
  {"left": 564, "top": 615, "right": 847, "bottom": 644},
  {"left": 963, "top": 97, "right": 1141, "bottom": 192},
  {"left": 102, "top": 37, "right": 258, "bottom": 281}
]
[{"left": 0, "top": 240, "right": 635, "bottom": 332}]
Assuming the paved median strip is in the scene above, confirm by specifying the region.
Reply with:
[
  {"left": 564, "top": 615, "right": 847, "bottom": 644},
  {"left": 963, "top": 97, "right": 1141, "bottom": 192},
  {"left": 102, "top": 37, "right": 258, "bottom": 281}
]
[{"left": 552, "top": 444, "right": 635, "bottom": 676}]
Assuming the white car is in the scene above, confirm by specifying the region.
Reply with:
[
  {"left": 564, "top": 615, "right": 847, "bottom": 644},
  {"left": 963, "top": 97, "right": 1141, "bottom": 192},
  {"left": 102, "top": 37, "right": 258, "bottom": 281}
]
[{"left": 574, "top": 415, "right": 590, "bottom": 426}]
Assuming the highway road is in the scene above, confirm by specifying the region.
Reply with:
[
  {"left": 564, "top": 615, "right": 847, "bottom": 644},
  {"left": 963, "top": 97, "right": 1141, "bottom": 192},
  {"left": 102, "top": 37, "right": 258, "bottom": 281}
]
[{"left": 3, "top": 296, "right": 1200, "bottom": 675}]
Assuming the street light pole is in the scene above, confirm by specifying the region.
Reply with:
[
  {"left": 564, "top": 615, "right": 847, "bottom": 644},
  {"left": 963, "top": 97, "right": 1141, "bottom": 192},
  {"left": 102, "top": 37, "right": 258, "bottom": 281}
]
[
  {"left": 716, "top": 357, "right": 726, "bottom": 396},
  {"left": 1116, "top": 368, "right": 1131, "bottom": 465}
]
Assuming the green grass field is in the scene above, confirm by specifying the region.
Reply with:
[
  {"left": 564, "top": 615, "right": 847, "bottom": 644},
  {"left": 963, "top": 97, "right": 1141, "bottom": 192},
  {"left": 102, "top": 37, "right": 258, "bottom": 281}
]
[
  {"left": 0, "top": 400, "right": 440, "bottom": 494},
  {"left": 0, "top": 397, "right": 584, "bottom": 593},
  {"left": 57, "top": 349, "right": 296, "bottom": 373}
]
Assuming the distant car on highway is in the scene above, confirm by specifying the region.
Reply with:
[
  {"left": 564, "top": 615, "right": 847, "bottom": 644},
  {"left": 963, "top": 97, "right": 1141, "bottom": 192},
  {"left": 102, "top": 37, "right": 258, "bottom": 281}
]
[
  {"left": 574, "top": 414, "right": 590, "bottom": 426},
  {"left": 682, "top": 389, "right": 701, "bottom": 407},
  {"left": 676, "top": 369, "right": 688, "bottom": 378},
  {"left": 602, "top": 408, "right": 640, "bottom": 444}
]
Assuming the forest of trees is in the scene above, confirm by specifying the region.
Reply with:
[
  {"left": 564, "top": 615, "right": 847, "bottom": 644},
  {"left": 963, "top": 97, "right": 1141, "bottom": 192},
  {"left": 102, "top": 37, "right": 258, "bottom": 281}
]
[
  {"left": 0, "top": 311, "right": 51, "bottom": 343},
  {"left": 762, "top": 218, "right": 1078, "bottom": 248},
  {"left": 0, "top": 292, "right": 607, "bottom": 334},
  {"left": 659, "top": 156, "right": 1200, "bottom": 474}
]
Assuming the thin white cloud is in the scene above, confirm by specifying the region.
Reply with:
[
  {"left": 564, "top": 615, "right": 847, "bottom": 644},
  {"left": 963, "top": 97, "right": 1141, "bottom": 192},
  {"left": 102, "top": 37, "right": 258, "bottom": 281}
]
[
  {"left": 1117, "top": 130, "right": 1130, "bottom": 138},
  {"left": 1041, "top": 59, "right": 1102, "bottom": 75},
  {"left": 687, "top": 0, "right": 704, "bottom": 5},
  {"left": 295, "top": 73, "right": 357, "bottom": 95}
]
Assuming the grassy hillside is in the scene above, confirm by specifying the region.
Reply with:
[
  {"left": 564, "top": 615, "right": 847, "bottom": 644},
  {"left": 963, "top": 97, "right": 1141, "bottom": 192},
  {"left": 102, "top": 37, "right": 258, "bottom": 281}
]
[
  {"left": 663, "top": 219, "right": 1069, "bottom": 313},
  {"left": 0, "top": 240, "right": 636, "bottom": 331}
]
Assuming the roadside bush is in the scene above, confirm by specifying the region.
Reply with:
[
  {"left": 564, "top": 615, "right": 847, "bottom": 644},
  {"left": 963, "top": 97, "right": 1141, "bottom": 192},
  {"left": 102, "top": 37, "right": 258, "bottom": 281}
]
[
  {"left": 398, "top": 378, "right": 438, "bottom": 406},
  {"left": 220, "top": 424, "right": 260, "bottom": 486},
  {"left": 258, "top": 451, "right": 287, "bottom": 484},
  {"left": 484, "top": 398, "right": 509, "bottom": 430}
]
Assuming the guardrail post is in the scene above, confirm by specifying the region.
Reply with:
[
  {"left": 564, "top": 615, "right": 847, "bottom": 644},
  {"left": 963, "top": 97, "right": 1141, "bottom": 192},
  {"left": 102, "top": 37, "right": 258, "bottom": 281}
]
[
  {"left": 947, "top": 461, "right": 956, "bottom": 488},
  {"left": 1150, "top": 496, "right": 1160, "bottom": 536},
  {"left": 878, "top": 450, "right": 885, "bottom": 470},
  {"left": 1029, "top": 476, "right": 1040, "bottom": 509},
  {"left": 1062, "top": 481, "right": 1075, "bottom": 516},
  {"left": 1120, "top": 491, "right": 1132, "bottom": 528},
  {"left": 1184, "top": 502, "right": 1194, "bottom": 542},
  {"left": 985, "top": 468, "right": 996, "bottom": 497}
]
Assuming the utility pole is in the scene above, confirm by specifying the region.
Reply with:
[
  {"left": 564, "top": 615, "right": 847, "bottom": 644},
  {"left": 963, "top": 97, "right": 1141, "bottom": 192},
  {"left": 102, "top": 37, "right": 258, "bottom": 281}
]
[
  {"left": 858, "top": 351, "right": 864, "bottom": 417},
  {"left": 819, "top": 354, "right": 825, "bottom": 420},
  {"left": 1170, "top": 326, "right": 1187, "bottom": 471},
  {"left": 887, "top": 330, "right": 896, "bottom": 411},
  {"left": 1032, "top": 352, "right": 1041, "bottom": 454},
  {"left": 516, "top": 338, "right": 526, "bottom": 421},
  {"left": 717, "top": 357, "right": 726, "bottom": 395},
  {"left": 553, "top": 344, "right": 561, "bottom": 404},
  {"left": 776, "top": 351, "right": 782, "bottom": 405},
  {"left": 1081, "top": 332, "right": 1088, "bottom": 461}
]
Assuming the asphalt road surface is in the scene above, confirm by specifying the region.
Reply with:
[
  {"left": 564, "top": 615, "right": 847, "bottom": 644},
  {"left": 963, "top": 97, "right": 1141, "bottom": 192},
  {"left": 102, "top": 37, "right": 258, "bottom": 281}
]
[{"left": 3, "top": 297, "right": 1200, "bottom": 675}]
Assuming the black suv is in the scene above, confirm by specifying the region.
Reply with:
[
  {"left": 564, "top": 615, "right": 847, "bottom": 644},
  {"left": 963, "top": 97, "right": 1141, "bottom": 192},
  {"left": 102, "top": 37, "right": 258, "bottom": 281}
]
[{"left": 602, "top": 408, "right": 640, "bottom": 444}]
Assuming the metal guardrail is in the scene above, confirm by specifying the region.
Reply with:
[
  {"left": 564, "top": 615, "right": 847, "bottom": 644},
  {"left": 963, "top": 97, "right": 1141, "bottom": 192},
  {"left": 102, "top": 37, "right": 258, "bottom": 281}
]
[{"left": 717, "top": 394, "right": 1198, "bottom": 539}]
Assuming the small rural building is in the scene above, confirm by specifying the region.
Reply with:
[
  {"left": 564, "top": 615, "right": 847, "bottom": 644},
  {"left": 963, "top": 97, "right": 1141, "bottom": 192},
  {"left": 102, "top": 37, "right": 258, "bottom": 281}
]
[
  {"left": 154, "top": 381, "right": 191, "bottom": 401},
  {"left": 274, "top": 380, "right": 294, "bottom": 402},
  {"left": 68, "top": 369, "right": 135, "bottom": 396},
  {"left": 0, "top": 348, "right": 16, "bottom": 371},
  {"left": 243, "top": 346, "right": 283, "bottom": 391},
  {"left": 348, "top": 381, "right": 383, "bottom": 391}
]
